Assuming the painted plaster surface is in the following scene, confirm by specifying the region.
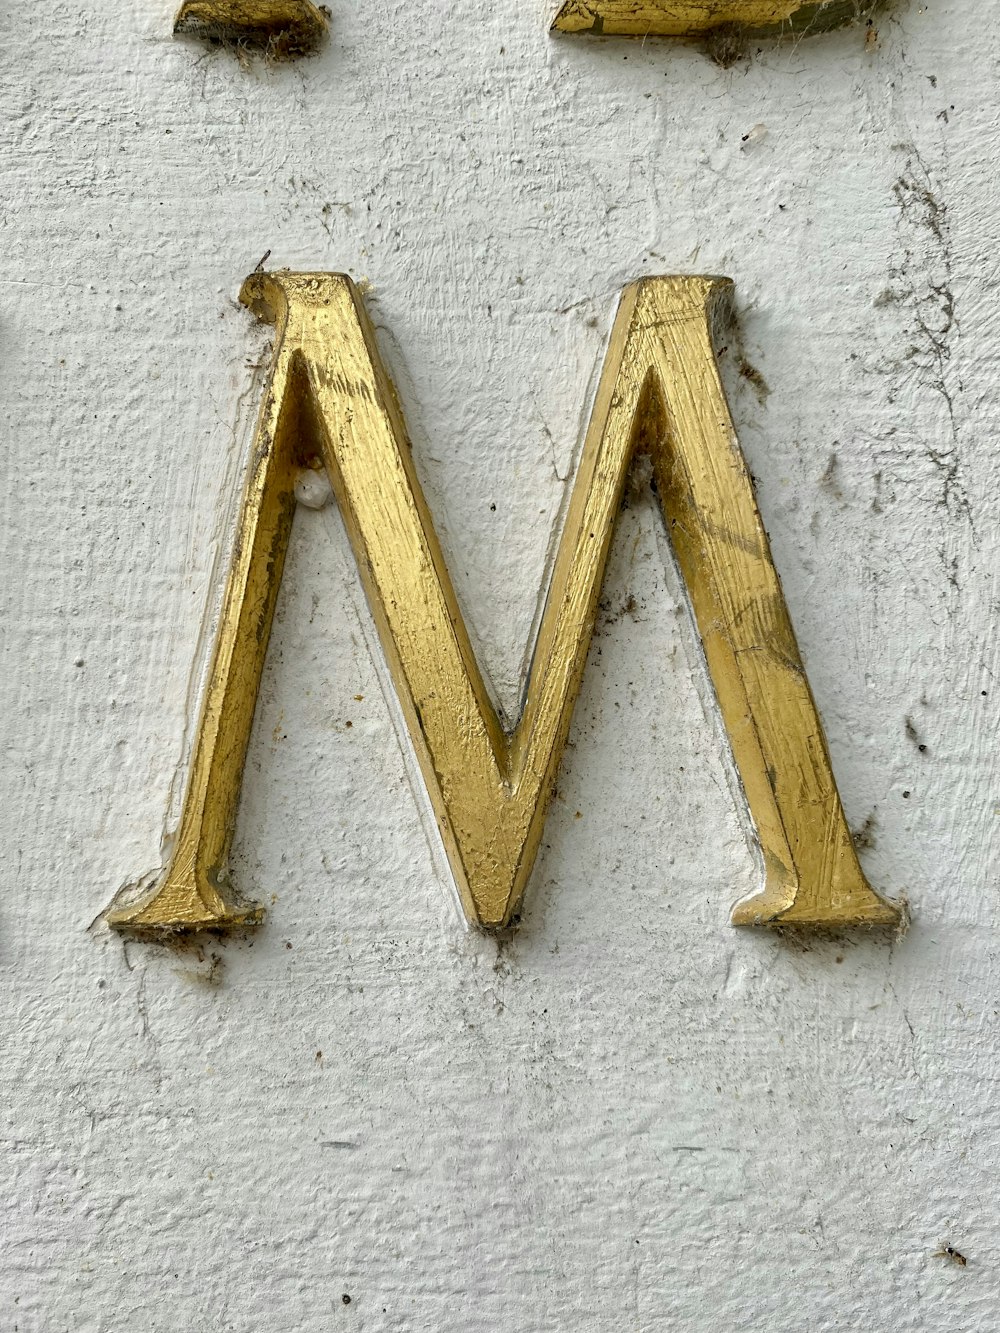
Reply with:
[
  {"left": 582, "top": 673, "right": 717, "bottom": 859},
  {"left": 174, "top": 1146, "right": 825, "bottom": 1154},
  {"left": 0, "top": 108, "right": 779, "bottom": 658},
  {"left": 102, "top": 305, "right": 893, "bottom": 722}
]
[{"left": 2, "top": 2, "right": 998, "bottom": 1328}]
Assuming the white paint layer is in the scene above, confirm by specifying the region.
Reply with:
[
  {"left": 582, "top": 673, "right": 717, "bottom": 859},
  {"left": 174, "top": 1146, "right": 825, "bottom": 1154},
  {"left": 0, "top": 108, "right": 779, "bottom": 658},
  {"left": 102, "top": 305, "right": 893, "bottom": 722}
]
[{"left": 3, "top": 2, "right": 999, "bottom": 1328}]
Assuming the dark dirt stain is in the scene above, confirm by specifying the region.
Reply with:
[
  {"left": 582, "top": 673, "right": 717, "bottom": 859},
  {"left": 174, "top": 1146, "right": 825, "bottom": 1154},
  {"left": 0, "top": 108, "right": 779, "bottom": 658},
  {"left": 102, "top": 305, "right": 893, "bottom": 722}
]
[
  {"left": 738, "top": 356, "right": 770, "bottom": 405},
  {"left": 853, "top": 812, "right": 878, "bottom": 851},
  {"left": 905, "top": 715, "right": 929, "bottom": 754},
  {"left": 820, "top": 452, "right": 844, "bottom": 502},
  {"left": 599, "top": 592, "right": 642, "bottom": 627}
]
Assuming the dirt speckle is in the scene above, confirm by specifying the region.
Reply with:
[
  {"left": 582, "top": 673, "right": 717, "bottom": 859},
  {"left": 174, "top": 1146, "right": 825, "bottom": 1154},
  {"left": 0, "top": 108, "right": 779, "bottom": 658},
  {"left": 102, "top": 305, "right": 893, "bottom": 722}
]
[{"left": 853, "top": 812, "right": 877, "bottom": 851}]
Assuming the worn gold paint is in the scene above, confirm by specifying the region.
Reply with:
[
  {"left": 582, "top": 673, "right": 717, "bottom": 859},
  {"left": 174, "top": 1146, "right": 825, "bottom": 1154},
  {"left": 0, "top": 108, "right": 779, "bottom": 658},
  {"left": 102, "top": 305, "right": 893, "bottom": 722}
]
[
  {"left": 551, "top": 0, "right": 869, "bottom": 37},
  {"left": 173, "top": 0, "right": 328, "bottom": 52},
  {"left": 108, "top": 272, "right": 900, "bottom": 935}
]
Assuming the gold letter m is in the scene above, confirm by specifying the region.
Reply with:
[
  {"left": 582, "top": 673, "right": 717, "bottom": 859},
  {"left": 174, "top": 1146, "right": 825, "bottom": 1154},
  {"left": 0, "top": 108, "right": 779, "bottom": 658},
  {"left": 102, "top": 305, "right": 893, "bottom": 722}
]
[{"left": 109, "top": 273, "right": 900, "bottom": 934}]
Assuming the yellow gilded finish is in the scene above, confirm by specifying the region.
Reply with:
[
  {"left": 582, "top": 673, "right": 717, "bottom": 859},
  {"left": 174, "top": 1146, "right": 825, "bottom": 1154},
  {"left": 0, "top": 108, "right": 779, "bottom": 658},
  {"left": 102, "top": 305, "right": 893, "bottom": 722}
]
[
  {"left": 108, "top": 272, "right": 900, "bottom": 935},
  {"left": 173, "top": 0, "right": 328, "bottom": 52},
  {"left": 551, "top": 0, "right": 868, "bottom": 37}
]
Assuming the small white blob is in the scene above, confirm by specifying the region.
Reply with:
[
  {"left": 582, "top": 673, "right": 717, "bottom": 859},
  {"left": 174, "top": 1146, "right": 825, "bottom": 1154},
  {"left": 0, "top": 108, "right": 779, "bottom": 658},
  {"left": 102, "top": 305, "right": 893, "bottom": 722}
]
[{"left": 294, "top": 466, "right": 334, "bottom": 510}]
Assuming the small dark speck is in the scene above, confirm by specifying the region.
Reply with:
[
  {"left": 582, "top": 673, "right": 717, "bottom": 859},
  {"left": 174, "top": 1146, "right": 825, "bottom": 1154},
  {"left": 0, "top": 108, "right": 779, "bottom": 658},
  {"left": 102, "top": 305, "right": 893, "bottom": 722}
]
[
  {"left": 74, "top": 659, "right": 85, "bottom": 668},
  {"left": 982, "top": 691, "right": 988, "bottom": 697},
  {"left": 345, "top": 720, "right": 353, "bottom": 728},
  {"left": 285, "top": 940, "right": 293, "bottom": 949},
  {"left": 490, "top": 503, "right": 496, "bottom": 512},
  {"left": 902, "top": 791, "right": 911, "bottom": 799},
  {"left": 342, "top": 1293, "right": 352, "bottom": 1304}
]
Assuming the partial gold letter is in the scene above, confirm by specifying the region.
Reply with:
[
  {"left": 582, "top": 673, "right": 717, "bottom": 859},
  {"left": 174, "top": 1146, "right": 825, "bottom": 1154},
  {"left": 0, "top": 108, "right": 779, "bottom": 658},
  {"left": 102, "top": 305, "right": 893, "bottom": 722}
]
[
  {"left": 551, "top": 1, "right": 872, "bottom": 41},
  {"left": 108, "top": 273, "right": 900, "bottom": 935},
  {"left": 173, "top": 1, "right": 328, "bottom": 55}
]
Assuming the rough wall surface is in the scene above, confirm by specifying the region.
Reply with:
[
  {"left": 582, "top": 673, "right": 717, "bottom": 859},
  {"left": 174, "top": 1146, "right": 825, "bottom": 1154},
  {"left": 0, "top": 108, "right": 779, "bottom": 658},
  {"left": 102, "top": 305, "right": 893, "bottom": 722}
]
[{"left": 3, "top": 1, "right": 998, "bottom": 1329}]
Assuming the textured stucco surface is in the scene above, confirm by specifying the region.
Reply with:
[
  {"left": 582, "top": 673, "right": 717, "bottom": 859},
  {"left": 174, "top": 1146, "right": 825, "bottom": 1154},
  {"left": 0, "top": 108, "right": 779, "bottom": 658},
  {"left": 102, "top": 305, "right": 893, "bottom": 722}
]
[{"left": 3, "top": 1, "right": 1000, "bottom": 1329}]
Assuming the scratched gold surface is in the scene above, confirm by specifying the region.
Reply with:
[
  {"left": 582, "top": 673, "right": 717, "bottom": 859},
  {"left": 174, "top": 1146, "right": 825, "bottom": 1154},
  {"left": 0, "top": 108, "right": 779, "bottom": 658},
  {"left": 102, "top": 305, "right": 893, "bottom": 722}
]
[
  {"left": 551, "top": 0, "right": 868, "bottom": 36},
  {"left": 107, "top": 273, "right": 900, "bottom": 935}
]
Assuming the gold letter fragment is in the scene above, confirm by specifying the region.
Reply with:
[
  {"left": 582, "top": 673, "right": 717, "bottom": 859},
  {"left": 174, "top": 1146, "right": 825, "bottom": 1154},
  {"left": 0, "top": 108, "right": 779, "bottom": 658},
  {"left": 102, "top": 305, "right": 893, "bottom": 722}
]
[
  {"left": 108, "top": 273, "right": 900, "bottom": 935},
  {"left": 173, "top": 0, "right": 328, "bottom": 55},
  {"left": 552, "top": 1, "right": 872, "bottom": 40}
]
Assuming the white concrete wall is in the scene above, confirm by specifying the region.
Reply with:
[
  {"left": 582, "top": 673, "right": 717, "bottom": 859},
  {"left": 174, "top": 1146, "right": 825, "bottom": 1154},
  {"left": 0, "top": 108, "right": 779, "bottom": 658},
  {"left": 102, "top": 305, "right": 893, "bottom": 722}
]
[{"left": 4, "top": 1, "right": 999, "bottom": 1328}]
